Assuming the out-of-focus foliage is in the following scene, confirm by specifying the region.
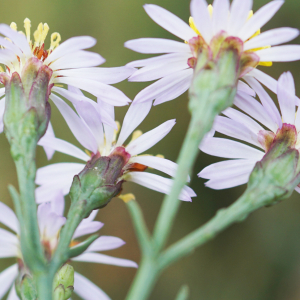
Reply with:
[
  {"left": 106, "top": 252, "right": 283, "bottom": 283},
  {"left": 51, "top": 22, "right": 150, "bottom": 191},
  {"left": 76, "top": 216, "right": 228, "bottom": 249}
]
[{"left": 1, "top": 0, "right": 300, "bottom": 299}]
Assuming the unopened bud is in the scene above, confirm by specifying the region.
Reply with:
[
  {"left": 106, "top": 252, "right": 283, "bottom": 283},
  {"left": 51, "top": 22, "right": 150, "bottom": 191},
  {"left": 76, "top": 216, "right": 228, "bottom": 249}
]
[
  {"left": 16, "top": 274, "right": 37, "bottom": 300},
  {"left": 70, "top": 147, "right": 130, "bottom": 213},
  {"left": 53, "top": 264, "right": 74, "bottom": 300}
]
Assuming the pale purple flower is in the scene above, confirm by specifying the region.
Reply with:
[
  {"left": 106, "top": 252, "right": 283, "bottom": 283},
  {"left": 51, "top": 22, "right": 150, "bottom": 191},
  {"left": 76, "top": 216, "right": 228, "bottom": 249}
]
[
  {"left": 36, "top": 88, "right": 196, "bottom": 203},
  {"left": 0, "top": 19, "right": 134, "bottom": 135},
  {"left": 199, "top": 72, "right": 300, "bottom": 191},
  {"left": 125, "top": 0, "right": 300, "bottom": 105},
  {"left": 0, "top": 193, "right": 137, "bottom": 300}
]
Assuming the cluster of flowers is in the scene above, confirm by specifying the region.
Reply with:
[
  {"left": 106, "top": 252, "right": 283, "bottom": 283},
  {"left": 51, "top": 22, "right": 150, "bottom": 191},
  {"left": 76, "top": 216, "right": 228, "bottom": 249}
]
[{"left": 0, "top": 0, "right": 299, "bottom": 298}]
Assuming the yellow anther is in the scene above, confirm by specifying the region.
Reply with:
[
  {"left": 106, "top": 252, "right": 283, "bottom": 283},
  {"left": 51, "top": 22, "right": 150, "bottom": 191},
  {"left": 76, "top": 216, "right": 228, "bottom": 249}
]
[
  {"left": 50, "top": 32, "right": 61, "bottom": 50},
  {"left": 40, "top": 23, "right": 49, "bottom": 44},
  {"left": 10, "top": 22, "right": 17, "bottom": 31},
  {"left": 189, "top": 17, "right": 200, "bottom": 36},
  {"left": 0, "top": 66, "right": 4, "bottom": 73},
  {"left": 84, "top": 149, "right": 92, "bottom": 157},
  {"left": 247, "top": 10, "right": 253, "bottom": 20},
  {"left": 34, "top": 23, "right": 44, "bottom": 46},
  {"left": 119, "top": 193, "right": 135, "bottom": 203},
  {"left": 156, "top": 154, "right": 164, "bottom": 159},
  {"left": 24, "top": 18, "right": 31, "bottom": 43},
  {"left": 259, "top": 61, "right": 273, "bottom": 67},
  {"left": 54, "top": 84, "right": 64, "bottom": 87},
  {"left": 131, "top": 130, "right": 143, "bottom": 141},
  {"left": 208, "top": 4, "right": 213, "bottom": 17}
]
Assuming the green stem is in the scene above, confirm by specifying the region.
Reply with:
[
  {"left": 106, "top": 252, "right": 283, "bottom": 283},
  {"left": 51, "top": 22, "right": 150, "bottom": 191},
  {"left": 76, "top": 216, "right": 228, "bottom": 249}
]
[
  {"left": 35, "top": 271, "right": 53, "bottom": 300},
  {"left": 50, "top": 200, "right": 87, "bottom": 275}
]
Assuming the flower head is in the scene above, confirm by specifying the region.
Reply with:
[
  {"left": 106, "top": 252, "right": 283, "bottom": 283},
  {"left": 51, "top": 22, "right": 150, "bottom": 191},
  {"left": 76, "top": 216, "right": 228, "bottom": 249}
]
[
  {"left": 125, "top": 0, "right": 300, "bottom": 105},
  {"left": 0, "top": 19, "right": 135, "bottom": 136},
  {"left": 0, "top": 194, "right": 137, "bottom": 299},
  {"left": 37, "top": 91, "right": 196, "bottom": 203},
  {"left": 199, "top": 71, "right": 300, "bottom": 191}
]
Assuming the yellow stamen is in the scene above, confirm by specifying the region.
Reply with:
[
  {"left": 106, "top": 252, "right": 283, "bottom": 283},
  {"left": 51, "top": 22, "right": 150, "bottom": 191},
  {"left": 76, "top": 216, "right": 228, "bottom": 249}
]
[
  {"left": 119, "top": 193, "right": 135, "bottom": 203},
  {"left": 208, "top": 4, "right": 213, "bottom": 17},
  {"left": 40, "top": 23, "right": 49, "bottom": 45},
  {"left": 112, "top": 121, "right": 121, "bottom": 143},
  {"left": 50, "top": 32, "right": 61, "bottom": 51},
  {"left": 85, "top": 149, "right": 92, "bottom": 157},
  {"left": 34, "top": 23, "right": 44, "bottom": 47},
  {"left": 54, "top": 84, "right": 64, "bottom": 87},
  {"left": 189, "top": 17, "right": 200, "bottom": 36},
  {"left": 24, "top": 18, "right": 31, "bottom": 43},
  {"left": 247, "top": 10, "right": 254, "bottom": 20},
  {"left": 131, "top": 130, "right": 143, "bottom": 142},
  {"left": 156, "top": 154, "right": 164, "bottom": 159},
  {"left": 10, "top": 22, "right": 17, "bottom": 31}
]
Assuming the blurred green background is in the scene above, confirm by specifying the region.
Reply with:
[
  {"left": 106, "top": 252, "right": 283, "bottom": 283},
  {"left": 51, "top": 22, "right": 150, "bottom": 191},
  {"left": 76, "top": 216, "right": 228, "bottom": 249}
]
[{"left": 1, "top": 0, "right": 300, "bottom": 299}]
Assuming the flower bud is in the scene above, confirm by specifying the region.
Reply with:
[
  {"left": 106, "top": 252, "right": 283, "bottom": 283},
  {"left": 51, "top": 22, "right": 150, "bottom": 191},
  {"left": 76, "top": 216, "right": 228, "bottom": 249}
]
[
  {"left": 70, "top": 147, "right": 130, "bottom": 213},
  {"left": 53, "top": 264, "right": 74, "bottom": 300},
  {"left": 3, "top": 57, "right": 52, "bottom": 141},
  {"left": 16, "top": 274, "right": 37, "bottom": 300}
]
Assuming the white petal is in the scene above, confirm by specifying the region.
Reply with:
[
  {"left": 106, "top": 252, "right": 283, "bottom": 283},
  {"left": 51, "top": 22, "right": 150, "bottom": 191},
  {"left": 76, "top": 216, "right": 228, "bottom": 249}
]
[
  {"left": 198, "top": 159, "right": 256, "bottom": 180},
  {"left": 0, "top": 228, "right": 18, "bottom": 245},
  {"left": 0, "top": 97, "right": 6, "bottom": 134},
  {"left": 244, "top": 76, "right": 282, "bottom": 127},
  {"left": 0, "top": 202, "right": 19, "bottom": 234},
  {"left": 86, "top": 236, "right": 125, "bottom": 252},
  {"left": 38, "top": 137, "right": 89, "bottom": 161},
  {"left": 239, "top": 0, "right": 284, "bottom": 41},
  {"left": 45, "top": 36, "right": 97, "bottom": 65},
  {"left": 205, "top": 173, "right": 250, "bottom": 189},
  {"left": 0, "top": 37, "right": 23, "bottom": 57},
  {"left": 74, "top": 272, "right": 110, "bottom": 300},
  {"left": 99, "top": 100, "right": 115, "bottom": 149},
  {"left": 234, "top": 91, "right": 277, "bottom": 132},
  {"left": 200, "top": 137, "right": 265, "bottom": 160},
  {"left": 129, "top": 155, "right": 190, "bottom": 181},
  {"left": 0, "top": 264, "right": 18, "bottom": 299},
  {"left": 73, "top": 221, "right": 104, "bottom": 239},
  {"left": 229, "top": 0, "right": 252, "bottom": 36},
  {"left": 143, "top": 4, "right": 196, "bottom": 41},
  {"left": 213, "top": 116, "right": 262, "bottom": 148},
  {"left": 212, "top": 0, "right": 230, "bottom": 35},
  {"left": 36, "top": 163, "right": 84, "bottom": 186},
  {"left": 0, "top": 24, "right": 31, "bottom": 56},
  {"left": 56, "top": 67, "right": 135, "bottom": 84},
  {"left": 256, "top": 45, "right": 300, "bottom": 62},
  {"left": 190, "top": 0, "right": 213, "bottom": 43},
  {"left": 50, "top": 191, "right": 65, "bottom": 216},
  {"left": 134, "top": 69, "right": 193, "bottom": 104},
  {"left": 127, "top": 172, "right": 196, "bottom": 202},
  {"left": 117, "top": 101, "right": 152, "bottom": 147},
  {"left": 126, "top": 53, "right": 190, "bottom": 68},
  {"left": 50, "top": 94, "right": 98, "bottom": 153},
  {"left": 50, "top": 51, "right": 105, "bottom": 70},
  {"left": 237, "top": 81, "right": 255, "bottom": 97},
  {"left": 0, "top": 243, "right": 19, "bottom": 258},
  {"left": 277, "top": 72, "right": 295, "bottom": 124},
  {"left": 126, "top": 120, "right": 175, "bottom": 156},
  {"left": 40, "top": 122, "right": 55, "bottom": 160},
  {"left": 7, "top": 284, "right": 19, "bottom": 300},
  {"left": 244, "top": 28, "right": 300, "bottom": 51},
  {"left": 124, "top": 38, "right": 191, "bottom": 54},
  {"left": 246, "top": 68, "right": 277, "bottom": 94},
  {"left": 73, "top": 252, "right": 138, "bottom": 268},
  {"left": 54, "top": 77, "right": 131, "bottom": 106},
  {"left": 222, "top": 107, "right": 263, "bottom": 134},
  {"left": 129, "top": 60, "right": 189, "bottom": 82}
]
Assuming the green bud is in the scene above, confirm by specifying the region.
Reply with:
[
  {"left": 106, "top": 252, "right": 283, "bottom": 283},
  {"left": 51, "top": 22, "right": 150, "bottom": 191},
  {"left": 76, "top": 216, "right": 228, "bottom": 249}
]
[
  {"left": 16, "top": 274, "right": 37, "bottom": 300},
  {"left": 53, "top": 264, "right": 74, "bottom": 300},
  {"left": 70, "top": 147, "right": 129, "bottom": 213}
]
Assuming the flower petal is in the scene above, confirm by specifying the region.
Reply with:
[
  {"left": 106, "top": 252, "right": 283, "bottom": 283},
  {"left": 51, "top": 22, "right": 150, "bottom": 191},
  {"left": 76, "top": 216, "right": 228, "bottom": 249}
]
[
  {"left": 143, "top": 4, "right": 196, "bottom": 40},
  {"left": 200, "top": 137, "right": 264, "bottom": 160},
  {"left": 205, "top": 173, "right": 250, "bottom": 189},
  {"left": 73, "top": 221, "right": 104, "bottom": 239},
  {"left": 126, "top": 172, "right": 196, "bottom": 202},
  {"left": 239, "top": 0, "right": 284, "bottom": 41},
  {"left": 212, "top": 0, "right": 230, "bottom": 35},
  {"left": 246, "top": 68, "right": 277, "bottom": 94},
  {"left": 0, "top": 202, "right": 19, "bottom": 234},
  {"left": 45, "top": 36, "right": 97, "bottom": 65},
  {"left": 117, "top": 101, "right": 152, "bottom": 147},
  {"left": 126, "top": 119, "right": 176, "bottom": 156},
  {"left": 7, "top": 284, "right": 19, "bottom": 300},
  {"left": 229, "top": 0, "right": 252, "bottom": 36},
  {"left": 50, "top": 94, "right": 98, "bottom": 153},
  {"left": 244, "top": 27, "right": 300, "bottom": 51},
  {"left": 0, "top": 265, "right": 18, "bottom": 299},
  {"left": 237, "top": 81, "right": 255, "bottom": 97},
  {"left": 74, "top": 272, "right": 110, "bottom": 300},
  {"left": 124, "top": 38, "right": 191, "bottom": 54},
  {"left": 86, "top": 236, "right": 125, "bottom": 252},
  {"left": 256, "top": 45, "right": 300, "bottom": 62}
]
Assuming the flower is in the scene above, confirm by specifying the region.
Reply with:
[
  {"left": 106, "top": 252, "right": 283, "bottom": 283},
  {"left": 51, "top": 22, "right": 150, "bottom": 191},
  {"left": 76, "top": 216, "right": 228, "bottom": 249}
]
[
  {"left": 125, "top": 0, "right": 300, "bottom": 105},
  {"left": 0, "top": 19, "right": 134, "bottom": 134},
  {"left": 36, "top": 88, "right": 196, "bottom": 203},
  {"left": 0, "top": 193, "right": 137, "bottom": 300},
  {"left": 198, "top": 71, "right": 300, "bottom": 191}
]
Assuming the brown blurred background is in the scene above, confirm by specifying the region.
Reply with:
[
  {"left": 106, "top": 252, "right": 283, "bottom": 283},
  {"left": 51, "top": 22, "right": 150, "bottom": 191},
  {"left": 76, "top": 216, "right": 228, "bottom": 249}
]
[{"left": 1, "top": 0, "right": 300, "bottom": 299}]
